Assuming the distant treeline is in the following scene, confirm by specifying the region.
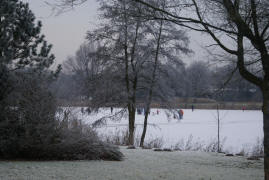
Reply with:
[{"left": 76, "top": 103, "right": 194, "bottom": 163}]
[
  {"left": 51, "top": 59, "right": 262, "bottom": 107},
  {"left": 57, "top": 98, "right": 262, "bottom": 110}
]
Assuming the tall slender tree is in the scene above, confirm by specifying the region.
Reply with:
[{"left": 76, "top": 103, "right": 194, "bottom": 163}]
[{"left": 139, "top": 0, "right": 191, "bottom": 146}]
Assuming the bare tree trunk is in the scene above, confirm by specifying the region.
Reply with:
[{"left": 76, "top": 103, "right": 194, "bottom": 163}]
[
  {"left": 140, "top": 19, "right": 163, "bottom": 147},
  {"left": 217, "top": 104, "right": 220, "bottom": 153},
  {"left": 139, "top": 92, "right": 151, "bottom": 147},
  {"left": 263, "top": 87, "right": 269, "bottom": 180},
  {"left": 122, "top": 1, "right": 134, "bottom": 146},
  {"left": 128, "top": 75, "right": 138, "bottom": 145},
  {"left": 128, "top": 104, "right": 136, "bottom": 145},
  {"left": 126, "top": 18, "right": 140, "bottom": 146},
  {"left": 236, "top": 31, "right": 267, "bottom": 179}
]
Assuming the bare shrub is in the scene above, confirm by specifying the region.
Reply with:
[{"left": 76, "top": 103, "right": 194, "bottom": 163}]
[
  {"left": 184, "top": 135, "right": 203, "bottom": 151},
  {"left": 143, "top": 137, "right": 164, "bottom": 149},
  {"left": 238, "top": 138, "right": 264, "bottom": 157},
  {"left": 50, "top": 109, "right": 124, "bottom": 161},
  {"left": 172, "top": 135, "right": 226, "bottom": 152},
  {"left": 100, "top": 129, "right": 129, "bottom": 146},
  {"left": 203, "top": 138, "right": 227, "bottom": 153},
  {"left": 100, "top": 129, "right": 164, "bottom": 149},
  {"left": 172, "top": 135, "right": 204, "bottom": 151},
  {"left": 251, "top": 137, "right": 264, "bottom": 157}
]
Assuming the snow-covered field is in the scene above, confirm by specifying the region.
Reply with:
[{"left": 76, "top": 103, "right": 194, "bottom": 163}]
[
  {"left": 73, "top": 108, "right": 263, "bottom": 153},
  {"left": 0, "top": 147, "right": 263, "bottom": 180}
]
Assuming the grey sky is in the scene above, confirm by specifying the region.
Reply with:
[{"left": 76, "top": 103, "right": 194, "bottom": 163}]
[
  {"left": 24, "top": 0, "right": 209, "bottom": 67},
  {"left": 22, "top": 0, "right": 98, "bottom": 68}
]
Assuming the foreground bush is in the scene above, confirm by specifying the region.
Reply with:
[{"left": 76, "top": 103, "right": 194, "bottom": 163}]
[
  {"left": 0, "top": 123, "right": 123, "bottom": 161},
  {"left": 10, "top": 128, "right": 124, "bottom": 161},
  {"left": 0, "top": 72, "right": 123, "bottom": 161}
]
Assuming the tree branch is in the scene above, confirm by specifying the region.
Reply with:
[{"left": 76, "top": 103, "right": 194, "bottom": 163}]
[{"left": 237, "top": 33, "right": 263, "bottom": 87}]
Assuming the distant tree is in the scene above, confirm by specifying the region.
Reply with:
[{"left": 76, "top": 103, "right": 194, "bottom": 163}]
[
  {"left": 63, "top": 42, "right": 105, "bottom": 99},
  {"left": 154, "top": 63, "right": 187, "bottom": 98},
  {"left": 51, "top": 73, "right": 82, "bottom": 101},
  {"left": 186, "top": 61, "right": 212, "bottom": 98},
  {"left": 212, "top": 62, "right": 262, "bottom": 102}
]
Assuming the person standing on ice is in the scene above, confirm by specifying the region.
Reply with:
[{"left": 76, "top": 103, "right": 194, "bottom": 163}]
[
  {"left": 180, "top": 109, "right": 184, "bottom": 119},
  {"left": 177, "top": 110, "right": 180, "bottom": 119},
  {"left": 111, "top": 107, "right": 113, "bottom": 114},
  {"left": 178, "top": 109, "right": 184, "bottom": 119},
  {"left": 191, "top": 105, "right": 194, "bottom": 112}
]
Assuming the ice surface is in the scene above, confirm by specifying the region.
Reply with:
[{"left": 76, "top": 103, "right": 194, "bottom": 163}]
[{"left": 72, "top": 108, "right": 263, "bottom": 153}]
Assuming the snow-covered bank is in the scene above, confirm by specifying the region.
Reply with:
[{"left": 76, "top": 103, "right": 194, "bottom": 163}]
[
  {"left": 68, "top": 107, "right": 263, "bottom": 153},
  {"left": 0, "top": 147, "right": 263, "bottom": 180}
]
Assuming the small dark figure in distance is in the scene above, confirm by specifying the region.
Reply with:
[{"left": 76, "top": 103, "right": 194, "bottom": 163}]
[
  {"left": 137, "top": 108, "right": 141, "bottom": 115},
  {"left": 86, "top": 107, "right": 92, "bottom": 114},
  {"left": 191, "top": 105, "right": 194, "bottom": 112},
  {"left": 111, "top": 107, "right": 113, "bottom": 114}
]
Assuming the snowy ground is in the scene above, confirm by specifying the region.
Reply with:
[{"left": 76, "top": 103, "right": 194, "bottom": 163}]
[
  {"left": 72, "top": 108, "right": 263, "bottom": 153},
  {"left": 0, "top": 147, "right": 263, "bottom": 180}
]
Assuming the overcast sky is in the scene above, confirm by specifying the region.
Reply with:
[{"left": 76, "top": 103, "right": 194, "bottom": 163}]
[{"left": 23, "top": 0, "right": 209, "bottom": 68}]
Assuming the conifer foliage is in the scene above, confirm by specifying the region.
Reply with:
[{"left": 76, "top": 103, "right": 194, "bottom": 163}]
[{"left": 0, "top": 0, "right": 123, "bottom": 161}]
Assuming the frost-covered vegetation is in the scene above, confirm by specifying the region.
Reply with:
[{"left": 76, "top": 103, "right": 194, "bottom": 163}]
[
  {"left": 0, "top": 70, "right": 123, "bottom": 161},
  {"left": 0, "top": 0, "right": 122, "bottom": 161},
  {"left": 0, "top": 147, "right": 263, "bottom": 180},
  {"left": 68, "top": 107, "right": 263, "bottom": 155},
  {"left": 0, "top": 0, "right": 266, "bottom": 178}
]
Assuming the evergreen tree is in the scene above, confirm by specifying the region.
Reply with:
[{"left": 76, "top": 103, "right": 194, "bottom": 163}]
[
  {"left": 0, "top": 0, "right": 60, "bottom": 102},
  {"left": 0, "top": 0, "right": 123, "bottom": 161}
]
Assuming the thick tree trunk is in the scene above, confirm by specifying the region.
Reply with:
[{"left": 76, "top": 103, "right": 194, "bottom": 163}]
[
  {"left": 127, "top": 75, "right": 138, "bottom": 146},
  {"left": 263, "top": 87, "right": 269, "bottom": 180},
  {"left": 128, "top": 104, "right": 136, "bottom": 145}
]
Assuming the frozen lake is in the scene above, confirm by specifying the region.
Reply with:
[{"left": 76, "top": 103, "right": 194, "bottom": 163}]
[{"left": 72, "top": 108, "right": 263, "bottom": 153}]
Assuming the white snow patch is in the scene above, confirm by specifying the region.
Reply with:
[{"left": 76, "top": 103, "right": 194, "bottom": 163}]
[{"left": 69, "top": 107, "right": 263, "bottom": 153}]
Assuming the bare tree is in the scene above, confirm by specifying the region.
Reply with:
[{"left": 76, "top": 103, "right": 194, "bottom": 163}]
[
  {"left": 52, "top": 0, "right": 193, "bottom": 146},
  {"left": 186, "top": 61, "right": 212, "bottom": 98},
  {"left": 133, "top": 0, "right": 269, "bottom": 178},
  {"left": 139, "top": 1, "right": 191, "bottom": 147},
  {"left": 85, "top": 0, "right": 153, "bottom": 145},
  {"left": 63, "top": 42, "right": 108, "bottom": 100},
  {"left": 139, "top": 18, "right": 164, "bottom": 147}
]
